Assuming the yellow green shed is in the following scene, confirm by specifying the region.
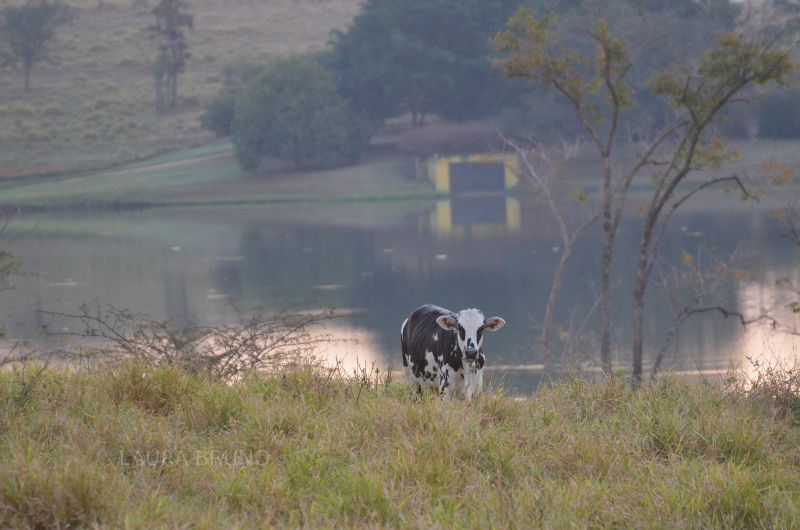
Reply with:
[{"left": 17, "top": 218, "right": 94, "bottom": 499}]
[{"left": 422, "top": 153, "right": 519, "bottom": 193}]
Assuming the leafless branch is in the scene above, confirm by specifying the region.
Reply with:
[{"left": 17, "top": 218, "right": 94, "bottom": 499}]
[
  {"left": 650, "top": 245, "right": 779, "bottom": 378},
  {"left": 776, "top": 197, "right": 800, "bottom": 247},
  {"left": 502, "top": 133, "right": 601, "bottom": 360},
  {"left": 37, "top": 303, "right": 343, "bottom": 382},
  {"left": 0, "top": 342, "right": 37, "bottom": 367},
  {"left": 673, "top": 173, "right": 758, "bottom": 213},
  {"left": 684, "top": 306, "right": 779, "bottom": 329}
]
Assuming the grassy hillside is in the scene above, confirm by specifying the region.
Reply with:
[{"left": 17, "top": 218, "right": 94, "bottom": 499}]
[
  {"left": 2, "top": 136, "right": 798, "bottom": 211},
  {"left": 0, "top": 139, "right": 437, "bottom": 210},
  {"left": 0, "top": 0, "right": 361, "bottom": 177},
  {"left": 1, "top": 362, "right": 799, "bottom": 528}
]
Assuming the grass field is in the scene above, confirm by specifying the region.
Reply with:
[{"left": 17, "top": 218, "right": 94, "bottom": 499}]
[
  {"left": 1, "top": 361, "right": 799, "bottom": 528},
  {"left": 0, "top": 138, "right": 440, "bottom": 210},
  {"left": 3, "top": 136, "right": 798, "bottom": 211},
  {"left": 0, "top": 0, "right": 361, "bottom": 177}
]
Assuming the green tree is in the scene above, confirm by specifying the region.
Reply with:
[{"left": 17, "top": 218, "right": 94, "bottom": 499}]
[
  {"left": 495, "top": 8, "right": 795, "bottom": 383},
  {"left": 147, "top": 0, "right": 193, "bottom": 112},
  {"left": 200, "top": 62, "right": 264, "bottom": 137},
  {"left": 0, "top": 1, "right": 69, "bottom": 91},
  {"left": 495, "top": 0, "right": 740, "bottom": 139},
  {"left": 231, "top": 57, "right": 367, "bottom": 171},
  {"left": 327, "top": 0, "right": 519, "bottom": 129}
]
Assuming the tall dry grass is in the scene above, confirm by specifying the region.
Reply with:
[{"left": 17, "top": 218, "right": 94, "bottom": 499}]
[{"left": 1, "top": 359, "right": 799, "bottom": 528}]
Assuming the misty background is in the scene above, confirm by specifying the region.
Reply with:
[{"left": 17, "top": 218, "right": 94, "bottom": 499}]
[{"left": 1, "top": 0, "right": 799, "bottom": 390}]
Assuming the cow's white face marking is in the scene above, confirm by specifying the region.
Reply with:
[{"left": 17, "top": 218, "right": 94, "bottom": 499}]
[{"left": 436, "top": 308, "right": 505, "bottom": 361}]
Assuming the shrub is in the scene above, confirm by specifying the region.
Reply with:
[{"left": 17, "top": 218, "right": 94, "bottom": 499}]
[
  {"left": 50, "top": 303, "right": 338, "bottom": 382},
  {"left": 200, "top": 61, "right": 264, "bottom": 137},
  {"left": 724, "top": 356, "right": 800, "bottom": 421},
  {"left": 231, "top": 56, "right": 368, "bottom": 171},
  {"left": 200, "top": 93, "right": 235, "bottom": 136}
]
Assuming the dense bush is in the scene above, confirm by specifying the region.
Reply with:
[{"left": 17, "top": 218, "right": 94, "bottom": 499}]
[
  {"left": 200, "top": 93, "right": 235, "bottom": 136},
  {"left": 200, "top": 62, "right": 263, "bottom": 137},
  {"left": 231, "top": 57, "right": 367, "bottom": 171}
]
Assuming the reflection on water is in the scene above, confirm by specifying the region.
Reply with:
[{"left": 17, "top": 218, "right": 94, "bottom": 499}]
[
  {"left": 430, "top": 196, "right": 521, "bottom": 237},
  {"left": 2, "top": 192, "right": 799, "bottom": 393},
  {"left": 737, "top": 276, "right": 800, "bottom": 377},
  {"left": 318, "top": 324, "right": 385, "bottom": 373}
]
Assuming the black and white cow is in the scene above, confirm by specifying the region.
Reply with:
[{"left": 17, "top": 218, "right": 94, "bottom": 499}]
[{"left": 401, "top": 304, "right": 505, "bottom": 401}]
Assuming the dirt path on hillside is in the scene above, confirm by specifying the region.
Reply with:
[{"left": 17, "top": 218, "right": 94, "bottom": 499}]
[{"left": 98, "top": 152, "right": 235, "bottom": 179}]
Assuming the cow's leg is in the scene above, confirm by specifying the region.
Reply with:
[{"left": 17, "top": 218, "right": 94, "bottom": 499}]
[
  {"left": 405, "top": 366, "right": 422, "bottom": 399},
  {"left": 465, "top": 375, "right": 475, "bottom": 402},
  {"left": 439, "top": 366, "right": 455, "bottom": 401},
  {"left": 464, "top": 366, "right": 483, "bottom": 402}
]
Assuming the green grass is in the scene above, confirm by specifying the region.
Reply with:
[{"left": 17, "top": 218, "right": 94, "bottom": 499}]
[
  {"left": 0, "top": 139, "right": 440, "bottom": 210},
  {"left": 1, "top": 362, "right": 799, "bottom": 528}
]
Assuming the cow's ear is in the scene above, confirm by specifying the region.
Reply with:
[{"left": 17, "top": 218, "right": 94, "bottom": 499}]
[
  {"left": 484, "top": 317, "right": 505, "bottom": 331},
  {"left": 436, "top": 314, "right": 458, "bottom": 331}
]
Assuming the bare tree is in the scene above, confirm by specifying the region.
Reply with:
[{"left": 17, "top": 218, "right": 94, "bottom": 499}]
[
  {"left": 494, "top": 10, "right": 673, "bottom": 375},
  {"left": 494, "top": 7, "right": 797, "bottom": 383},
  {"left": 629, "top": 33, "right": 796, "bottom": 383},
  {"left": 502, "top": 135, "right": 599, "bottom": 360}
]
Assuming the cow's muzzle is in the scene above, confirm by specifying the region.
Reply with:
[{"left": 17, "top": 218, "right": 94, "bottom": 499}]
[{"left": 464, "top": 348, "right": 478, "bottom": 362}]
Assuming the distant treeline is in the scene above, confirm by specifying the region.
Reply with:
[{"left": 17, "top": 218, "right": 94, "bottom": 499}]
[{"left": 197, "top": 0, "right": 800, "bottom": 170}]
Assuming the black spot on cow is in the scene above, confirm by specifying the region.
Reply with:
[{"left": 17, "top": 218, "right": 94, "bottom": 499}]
[
  {"left": 402, "top": 305, "right": 459, "bottom": 383},
  {"left": 412, "top": 355, "right": 428, "bottom": 379}
]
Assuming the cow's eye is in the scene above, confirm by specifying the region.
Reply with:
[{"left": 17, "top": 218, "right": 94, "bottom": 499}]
[
  {"left": 477, "top": 326, "right": 484, "bottom": 342},
  {"left": 457, "top": 325, "right": 465, "bottom": 340}
]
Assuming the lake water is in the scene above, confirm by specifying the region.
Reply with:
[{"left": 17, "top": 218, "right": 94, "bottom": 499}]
[{"left": 2, "top": 192, "right": 798, "bottom": 392}]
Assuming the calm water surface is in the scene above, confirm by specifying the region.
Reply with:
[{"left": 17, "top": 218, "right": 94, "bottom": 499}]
[{"left": 2, "top": 193, "right": 798, "bottom": 392}]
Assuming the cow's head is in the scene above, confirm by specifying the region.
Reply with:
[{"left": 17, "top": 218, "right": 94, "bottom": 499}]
[{"left": 435, "top": 308, "right": 505, "bottom": 363}]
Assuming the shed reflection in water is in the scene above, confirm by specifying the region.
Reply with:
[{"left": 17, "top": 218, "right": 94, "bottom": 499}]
[{"left": 429, "top": 196, "right": 521, "bottom": 238}]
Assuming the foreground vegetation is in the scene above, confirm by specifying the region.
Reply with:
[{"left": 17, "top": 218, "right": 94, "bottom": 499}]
[{"left": 1, "top": 361, "right": 799, "bottom": 528}]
